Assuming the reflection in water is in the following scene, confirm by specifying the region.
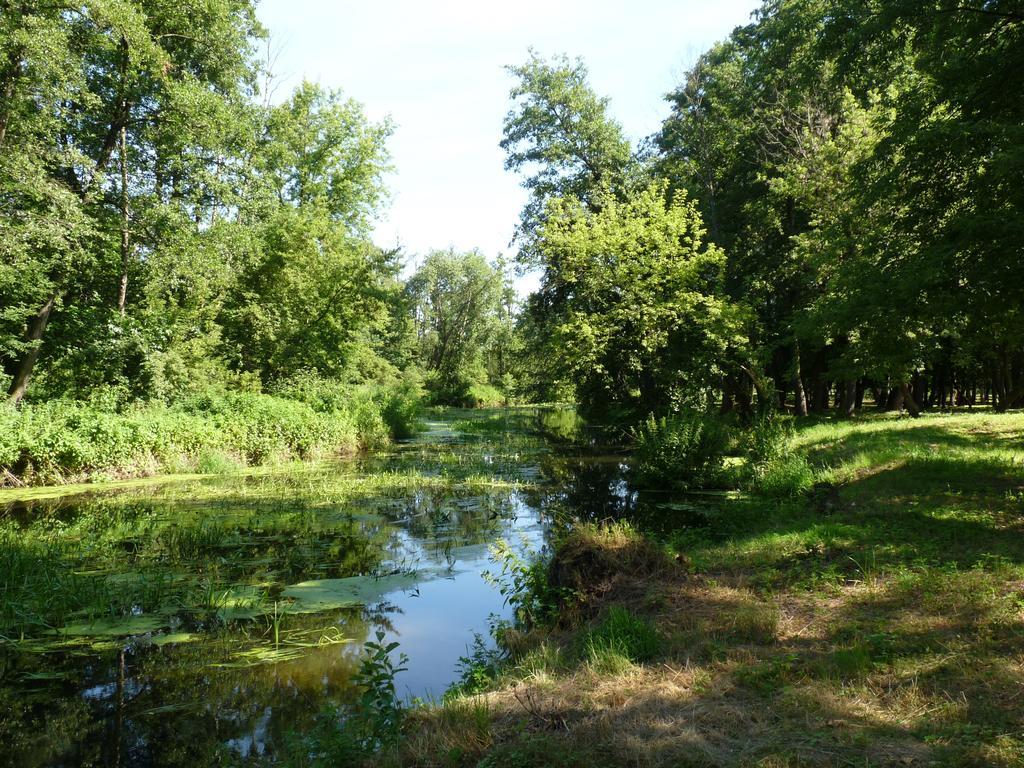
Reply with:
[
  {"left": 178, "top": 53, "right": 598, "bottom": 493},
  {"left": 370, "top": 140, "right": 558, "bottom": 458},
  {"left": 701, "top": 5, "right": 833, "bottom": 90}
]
[{"left": 0, "top": 408, "right": 711, "bottom": 766}]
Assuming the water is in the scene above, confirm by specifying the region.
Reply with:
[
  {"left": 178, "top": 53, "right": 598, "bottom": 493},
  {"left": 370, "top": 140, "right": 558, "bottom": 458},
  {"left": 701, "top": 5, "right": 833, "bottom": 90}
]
[{"left": 0, "top": 408, "right": 696, "bottom": 766}]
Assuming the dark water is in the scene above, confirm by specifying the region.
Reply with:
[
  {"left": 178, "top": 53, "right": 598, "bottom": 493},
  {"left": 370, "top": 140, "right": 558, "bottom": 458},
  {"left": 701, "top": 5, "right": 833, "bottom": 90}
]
[{"left": 0, "top": 408, "right": 699, "bottom": 766}]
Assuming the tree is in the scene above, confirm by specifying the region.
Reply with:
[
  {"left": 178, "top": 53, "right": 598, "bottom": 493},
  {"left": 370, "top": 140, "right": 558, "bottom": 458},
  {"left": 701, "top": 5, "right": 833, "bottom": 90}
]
[
  {"left": 535, "top": 181, "right": 748, "bottom": 420},
  {"left": 218, "top": 82, "right": 396, "bottom": 385},
  {"left": 501, "top": 51, "right": 633, "bottom": 263},
  {"left": 406, "top": 250, "right": 508, "bottom": 405},
  {"left": 0, "top": 0, "right": 264, "bottom": 402}
]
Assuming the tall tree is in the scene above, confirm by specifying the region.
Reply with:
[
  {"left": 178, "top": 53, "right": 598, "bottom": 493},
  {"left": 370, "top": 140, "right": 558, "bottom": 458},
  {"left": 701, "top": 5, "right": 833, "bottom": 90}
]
[
  {"left": 501, "top": 51, "right": 633, "bottom": 261},
  {"left": 534, "top": 181, "right": 748, "bottom": 420},
  {"left": 219, "top": 82, "right": 395, "bottom": 384},
  {"left": 406, "top": 249, "right": 507, "bottom": 405},
  {"left": 0, "top": 0, "right": 264, "bottom": 402}
]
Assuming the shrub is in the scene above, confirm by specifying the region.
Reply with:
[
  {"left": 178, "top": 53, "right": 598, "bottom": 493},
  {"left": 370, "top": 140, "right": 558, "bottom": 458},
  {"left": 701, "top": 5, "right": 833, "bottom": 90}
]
[
  {"left": 579, "top": 605, "right": 662, "bottom": 665},
  {"left": 483, "top": 539, "right": 565, "bottom": 629},
  {"left": 0, "top": 377, "right": 421, "bottom": 486},
  {"left": 743, "top": 413, "right": 794, "bottom": 468},
  {"left": 274, "top": 371, "right": 422, "bottom": 444},
  {"left": 381, "top": 375, "right": 424, "bottom": 440},
  {"left": 632, "top": 411, "right": 731, "bottom": 490},
  {"left": 465, "top": 383, "right": 505, "bottom": 408},
  {"left": 742, "top": 413, "right": 815, "bottom": 497}
]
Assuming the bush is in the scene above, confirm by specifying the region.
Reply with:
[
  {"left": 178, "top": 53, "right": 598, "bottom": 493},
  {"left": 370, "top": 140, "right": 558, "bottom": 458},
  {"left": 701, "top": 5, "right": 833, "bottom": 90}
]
[
  {"left": 465, "top": 382, "right": 505, "bottom": 408},
  {"left": 742, "top": 413, "right": 815, "bottom": 497},
  {"left": 0, "top": 377, "right": 422, "bottom": 486},
  {"left": 380, "top": 374, "right": 424, "bottom": 440},
  {"left": 423, "top": 368, "right": 506, "bottom": 409},
  {"left": 632, "top": 411, "right": 731, "bottom": 490}
]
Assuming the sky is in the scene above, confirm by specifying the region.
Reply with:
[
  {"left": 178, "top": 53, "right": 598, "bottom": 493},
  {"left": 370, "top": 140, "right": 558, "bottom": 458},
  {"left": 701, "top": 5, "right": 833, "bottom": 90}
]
[{"left": 255, "top": 0, "right": 761, "bottom": 287}]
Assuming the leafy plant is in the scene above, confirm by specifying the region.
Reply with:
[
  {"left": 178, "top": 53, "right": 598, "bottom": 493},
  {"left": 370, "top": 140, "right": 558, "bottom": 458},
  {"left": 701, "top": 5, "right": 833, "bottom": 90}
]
[
  {"left": 742, "top": 413, "right": 815, "bottom": 497},
  {"left": 352, "top": 630, "right": 409, "bottom": 749},
  {"left": 450, "top": 632, "right": 505, "bottom": 698},
  {"left": 284, "top": 631, "right": 409, "bottom": 765},
  {"left": 632, "top": 411, "right": 731, "bottom": 490},
  {"left": 483, "top": 539, "right": 564, "bottom": 629}
]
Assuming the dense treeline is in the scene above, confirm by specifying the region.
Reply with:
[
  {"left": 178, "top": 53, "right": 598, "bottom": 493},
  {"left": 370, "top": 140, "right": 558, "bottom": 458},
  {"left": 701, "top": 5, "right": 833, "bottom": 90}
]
[
  {"left": 0, "top": 1, "right": 401, "bottom": 402},
  {"left": 505, "top": 1, "right": 1024, "bottom": 422},
  {"left": 0, "top": 1, "right": 518, "bottom": 482},
  {"left": 3, "top": 0, "right": 1021, "bottom": 481}
]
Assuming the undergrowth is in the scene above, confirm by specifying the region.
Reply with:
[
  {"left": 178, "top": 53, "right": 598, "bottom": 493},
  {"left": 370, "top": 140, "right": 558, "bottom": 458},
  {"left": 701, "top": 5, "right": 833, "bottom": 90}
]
[{"left": 0, "top": 378, "right": 422, "bottom": 486}]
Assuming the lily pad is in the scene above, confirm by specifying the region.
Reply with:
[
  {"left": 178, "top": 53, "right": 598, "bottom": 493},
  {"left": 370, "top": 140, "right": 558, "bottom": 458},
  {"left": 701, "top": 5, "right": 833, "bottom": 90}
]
[
  {"left": 150, "top": 632, "right": 199, "bottom": 646},
  {"left": 55, "top": 615, "right": 166, "bottom": 637},
  {"left": 281, "top": 572, "right": 419, "bottom": 614}
]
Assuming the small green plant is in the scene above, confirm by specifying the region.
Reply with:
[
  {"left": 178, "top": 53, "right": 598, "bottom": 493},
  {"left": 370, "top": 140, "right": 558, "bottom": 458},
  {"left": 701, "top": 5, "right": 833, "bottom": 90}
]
[
  {"left": 449, "top": 632, "right": 504, "bottom": 697},
  {"left": 352, "top": 630, "right": 409, "bottom": 748},
  {"left": 743, "top": 413, "right": 815, "bottom": 497},
  {"left": 483, "top": 539, "right": 564, "bottom": 629},
  {"left": 632, "top": 411, "right": 731, "bottom": 490},
  {"left": 579, "top": 605, "right": 662, "bottom": 665},
  {"left": 285, "top": 631, "right": 410, "bottom": 765}
]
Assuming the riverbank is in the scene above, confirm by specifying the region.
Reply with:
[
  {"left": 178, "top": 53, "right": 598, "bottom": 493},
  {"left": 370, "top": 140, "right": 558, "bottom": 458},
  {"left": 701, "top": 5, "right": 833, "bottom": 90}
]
[
  {"left": 397, "top": 411, "right": 1024, "bottom": 767},
  {"left": 0, "top": 381, "right": 421, "bottom": 488}
]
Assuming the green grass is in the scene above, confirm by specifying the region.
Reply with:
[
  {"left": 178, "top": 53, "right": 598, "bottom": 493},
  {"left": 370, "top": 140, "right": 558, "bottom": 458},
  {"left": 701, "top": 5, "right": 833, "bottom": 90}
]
[
  {"left": 396, "top": 410, "right": 1024, "bottom": 768},
  {"left": 579, "top": 606, "right": 662, "bottom": 668}
]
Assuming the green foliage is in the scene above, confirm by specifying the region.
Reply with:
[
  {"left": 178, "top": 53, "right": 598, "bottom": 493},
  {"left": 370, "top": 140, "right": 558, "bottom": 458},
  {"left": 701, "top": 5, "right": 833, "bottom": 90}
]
[
  {"left": 483, "top": 540, "right": 563, "bottom": 630},
  {"left": 407, "top": 249, "right": 516, "bottom": 406},
  {"left": 284, "top": 632, "right": 408, "bottom": 765},
  {"left": 476, "top": 735, "right": 592, "bottom": 768},
  {"left": 652, "top": 0, "right": 1024, "bottom": 414},
  {"left": 380, "top": 373, "right": 425, "bottom": 440},
  {"left": 579, "top": 606, "right": 661, "bottom": 665},
  {"left": 465, "top": 383, "right": 505, "bottom": 408},
  {"left": 352, "top": 631, "right": 409, "bottom": 748},
  {"left": 0, "top": 8, "right": 410, "bottom": 410},
  {"left": 501, "top": 50, "right": 633, "bottom": 253},
  {"left": 450, "top": 633, "right": 505, "bottom": 697},
  {"left": 0, "top": 383, "right": 416, "bottom": 485},
  {"left": 741, "top": 414, "right": 815, "bottom": 498},
  {"left": 535, "top": 181, "right": 749, "bottom": 421},
  {"left": 755, "top": 452, "right": 816, "bottom": 498},
  {"left": 632, "top": 412, "right": 731, "bottom": 491}
]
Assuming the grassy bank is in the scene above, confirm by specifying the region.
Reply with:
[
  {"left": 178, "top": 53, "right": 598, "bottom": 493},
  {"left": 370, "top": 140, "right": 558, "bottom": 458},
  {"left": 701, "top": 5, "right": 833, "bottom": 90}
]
[
  {"left": 390, "top": 411, "right": 1024, "bottom": 767},
  {"left": 0, "top": 380, "right": 421, "bottom": 488}
]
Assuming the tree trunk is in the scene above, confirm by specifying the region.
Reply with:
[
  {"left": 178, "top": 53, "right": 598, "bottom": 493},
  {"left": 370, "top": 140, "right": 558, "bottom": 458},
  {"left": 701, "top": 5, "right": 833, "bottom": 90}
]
[
  {"left": 839, "top": 379, "right": 857, "bottom": 417},
  {"left": 3, "top": 34, "right": 133, "bottom": 402},
  {"left": 810, "top": 376, "right": 829, "bottom": 414},
  {"left": 913, "top": 375, "right": 928, "bottom": 410},
  {"left": 0, "top": 1, "right": 24, "bottom": 152},
  {"left": 117, "top": 124, "right": 130, "bottom": 314},
  {"left": 7, "top": 294, "right": 57, "bottom": 403},
  {"left": 899, "top": 382, "right": 921, "bottom": 418},
  {"left": 720, "top": 386, "right": 734, "bottom": 415},
  {"left": 792, "top": 343, "right": 808, "bottom": 416},
  {"left": 884, "top": 386, "right": 902, "bottom": 412},
  {"left": 0, "top": 58, "right": 20, "bottom": 149},
  {"left": 994, "top": 357, "right": 1009, "bottom": 411}
]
